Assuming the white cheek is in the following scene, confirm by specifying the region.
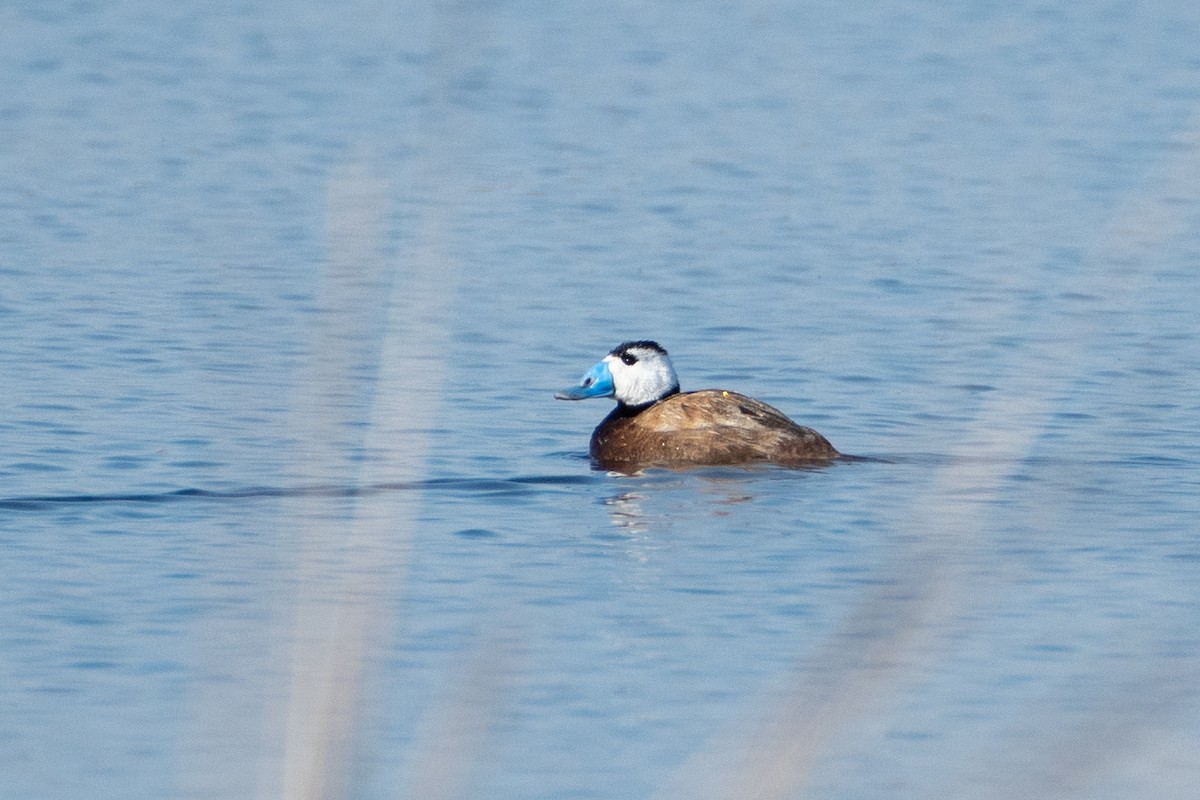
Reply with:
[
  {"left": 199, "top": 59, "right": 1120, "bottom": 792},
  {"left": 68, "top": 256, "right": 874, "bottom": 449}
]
[{"left": 604, "top": 356, "right": 642, "bottom": 401}]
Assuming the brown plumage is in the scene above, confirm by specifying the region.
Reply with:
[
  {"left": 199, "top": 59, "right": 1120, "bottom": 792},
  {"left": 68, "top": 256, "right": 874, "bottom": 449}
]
[{"left": 590, "top": 389, "right": 838, "bottom": 471}]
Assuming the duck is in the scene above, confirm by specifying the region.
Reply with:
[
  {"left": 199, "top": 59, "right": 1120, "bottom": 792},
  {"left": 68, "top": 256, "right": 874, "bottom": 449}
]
[{"left": 555, "top": 340, "right": 839, "bottom": 470}]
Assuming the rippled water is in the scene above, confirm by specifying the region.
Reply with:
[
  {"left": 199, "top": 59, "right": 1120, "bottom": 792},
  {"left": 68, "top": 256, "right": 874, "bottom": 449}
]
[{"left": 3, "top": 1, "right": 1200, "bottom": 798}]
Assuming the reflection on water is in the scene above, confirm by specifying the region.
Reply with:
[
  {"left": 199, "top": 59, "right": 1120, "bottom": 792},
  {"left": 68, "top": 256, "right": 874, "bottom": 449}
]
[
  {"left": 602, "top": 468, "right": 828, "bottom": 532},
  {"left": 604, "top": 490, "right": 650, "bottom": 531}
]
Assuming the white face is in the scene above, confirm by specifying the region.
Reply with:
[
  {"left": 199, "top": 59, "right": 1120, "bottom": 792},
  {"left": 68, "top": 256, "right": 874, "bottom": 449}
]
[{"left": 604, "top": 345, "right": 680, "bottom": 406}]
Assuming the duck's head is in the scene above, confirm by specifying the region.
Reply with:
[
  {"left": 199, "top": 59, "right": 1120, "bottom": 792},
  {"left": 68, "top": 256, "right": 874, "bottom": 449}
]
[{"left": 555, "top": 340, "right": 681, "bottom": 408}]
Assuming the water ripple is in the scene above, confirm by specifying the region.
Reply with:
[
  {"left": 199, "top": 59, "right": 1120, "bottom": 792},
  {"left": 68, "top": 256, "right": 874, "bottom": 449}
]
[{"left": 0, "top": 474, "right": 600, "bottom": 512}]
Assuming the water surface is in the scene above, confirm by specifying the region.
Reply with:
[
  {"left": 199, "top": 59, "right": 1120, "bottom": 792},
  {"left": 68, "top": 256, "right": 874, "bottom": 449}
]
[{"left": 3, "top": 2, "right": 1200, "bottom": 799}]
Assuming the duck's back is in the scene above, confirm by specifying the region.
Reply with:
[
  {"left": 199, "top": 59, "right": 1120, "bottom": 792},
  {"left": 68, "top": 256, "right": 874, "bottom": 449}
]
[{"left": 590, "top": 390, "right": 837, "bottom": 470}]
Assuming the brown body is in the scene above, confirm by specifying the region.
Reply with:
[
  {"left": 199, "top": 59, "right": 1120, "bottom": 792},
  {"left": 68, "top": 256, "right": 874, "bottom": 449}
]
[{"left": 590, "top": 389, "right": 838, "bottom": 471}]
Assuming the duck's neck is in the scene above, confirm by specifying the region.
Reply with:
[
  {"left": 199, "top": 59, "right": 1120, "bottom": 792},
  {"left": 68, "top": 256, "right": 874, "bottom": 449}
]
[{"left": 615, "top": 386, "right": 680, "bottom": 416}]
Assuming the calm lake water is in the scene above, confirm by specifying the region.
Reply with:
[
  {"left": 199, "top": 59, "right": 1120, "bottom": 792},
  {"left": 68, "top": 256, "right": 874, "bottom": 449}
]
[{"left": 3, "top": 1, "right": 1200, "bottom": 798}]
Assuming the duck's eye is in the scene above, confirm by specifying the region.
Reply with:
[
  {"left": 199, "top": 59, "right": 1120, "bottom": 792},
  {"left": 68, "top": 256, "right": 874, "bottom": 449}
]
[{"left": 620, "top": 353, "right": 638, "bottom": 366}]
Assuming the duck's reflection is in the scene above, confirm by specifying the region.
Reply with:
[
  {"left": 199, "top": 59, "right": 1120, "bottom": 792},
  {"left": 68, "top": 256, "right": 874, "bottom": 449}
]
[
  {"left": 602, "top": 490, "right": 650, "bottom": 532},
  {"left": 600, "top": 472, "right": 762, "bottom": 532}
]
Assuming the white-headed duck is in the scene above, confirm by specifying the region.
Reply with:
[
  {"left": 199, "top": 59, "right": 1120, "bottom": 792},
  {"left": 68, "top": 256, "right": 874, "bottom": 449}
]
[{"left": 555, "top": 340, "right": 838, "bottom": 471}]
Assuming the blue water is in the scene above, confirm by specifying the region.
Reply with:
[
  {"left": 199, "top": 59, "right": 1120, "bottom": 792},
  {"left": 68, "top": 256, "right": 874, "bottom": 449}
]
[{"left": 3, "top": 1, "right": 1200, "bottom": 798}]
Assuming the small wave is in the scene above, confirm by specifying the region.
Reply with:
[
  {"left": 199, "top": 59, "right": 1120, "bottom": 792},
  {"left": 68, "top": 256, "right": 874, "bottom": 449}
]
[{"left": 0, "top": 474, "right": 602, "bottom": 512}]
